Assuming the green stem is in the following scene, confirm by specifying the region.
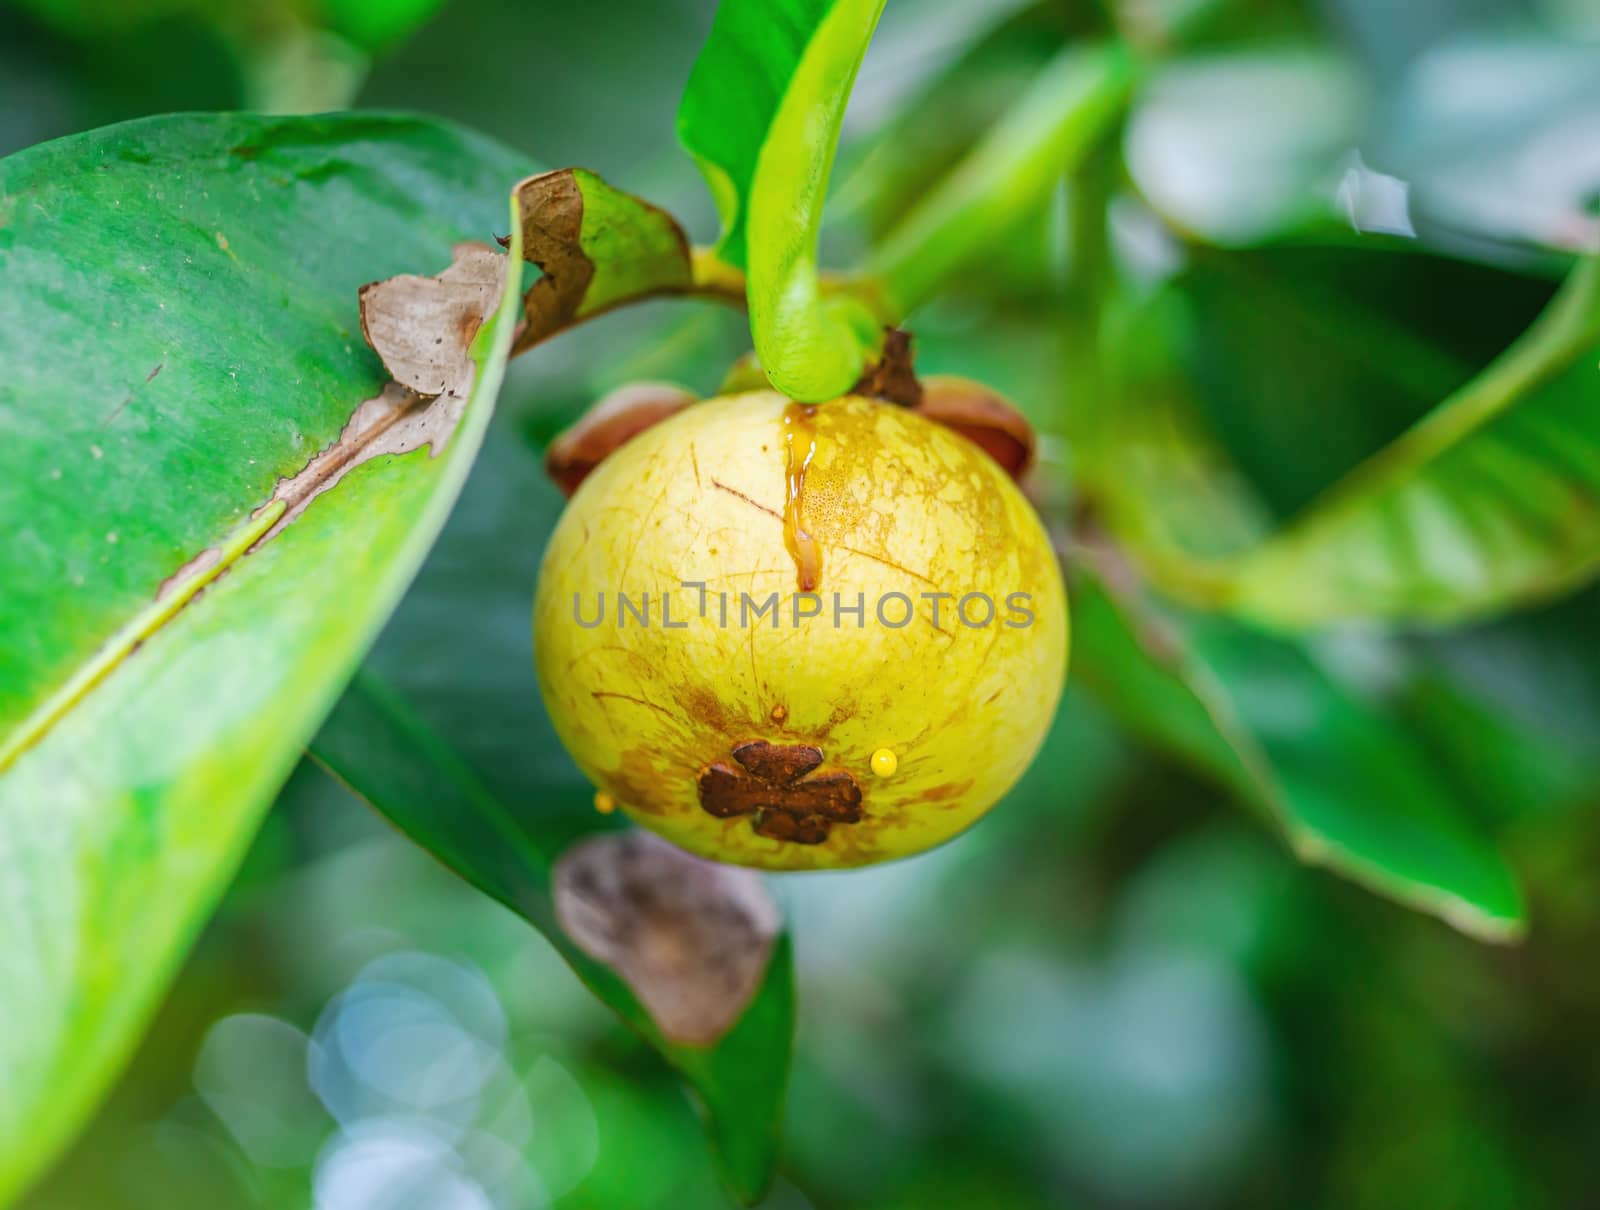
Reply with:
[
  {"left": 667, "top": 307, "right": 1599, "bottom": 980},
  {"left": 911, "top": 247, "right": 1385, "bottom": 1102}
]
[{"left": 869, "top": 39, "right": 1139, "bottom": 315}]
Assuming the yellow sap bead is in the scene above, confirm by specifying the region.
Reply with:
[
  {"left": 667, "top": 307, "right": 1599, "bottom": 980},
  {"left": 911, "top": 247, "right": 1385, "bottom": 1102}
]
[{"left": 870, "top": 748, "right": 897, "bottom": 778}]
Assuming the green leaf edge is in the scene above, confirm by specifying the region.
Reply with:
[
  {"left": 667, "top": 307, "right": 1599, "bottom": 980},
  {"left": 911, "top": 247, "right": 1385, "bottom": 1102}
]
[
  {"left": 678, "top": 0, "right": 888, "bottom": 401},
  {"left": 0, "top": 153, "right": 525, "bottom": 1205},
  {"left": 1129, "top": 256, "right": 1600, "bottom": 627},
  {"left": 744, "top": 0, "right": 887, "bottom": 401},
  {"left": 1071, "top": 557, "right": 1526, "bottom": 942}
]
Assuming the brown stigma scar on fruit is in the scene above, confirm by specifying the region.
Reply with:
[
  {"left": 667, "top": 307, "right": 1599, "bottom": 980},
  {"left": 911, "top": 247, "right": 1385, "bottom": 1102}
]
[{"left": 698, "top": 740, "right": 863, "bottom": 844}]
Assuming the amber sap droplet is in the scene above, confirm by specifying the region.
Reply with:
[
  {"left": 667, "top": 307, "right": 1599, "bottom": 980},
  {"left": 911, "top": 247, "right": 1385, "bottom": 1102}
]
[
  {"left": 781, "top": 403, "right": 822, "bottom": 591},
  {"left": 593, "top": 791, "right": 616, "bottom": 815}
]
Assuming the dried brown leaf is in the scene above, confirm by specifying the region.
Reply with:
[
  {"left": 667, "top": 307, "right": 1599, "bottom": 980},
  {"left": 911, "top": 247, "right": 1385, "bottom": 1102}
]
[
  {"left": 510, "top": 168, "right": 695, "bottom": 354},
  {"left": 359, "top": 242, "right": 506, "bottom": 395},
  {"left": 271, "top": 243, "right": 510, "bottom": 543},
  {"left": 512, "top": 168, "right": 592, "bottom": 349},
  {"left": 554, "top": 830, "right": 780, "bottom": 1047}
]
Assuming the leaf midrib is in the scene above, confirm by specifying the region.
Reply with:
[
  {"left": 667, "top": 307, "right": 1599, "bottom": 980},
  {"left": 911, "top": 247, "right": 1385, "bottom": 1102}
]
[{"left": 0, "top": 500, "right": 286, "bottom": 775}]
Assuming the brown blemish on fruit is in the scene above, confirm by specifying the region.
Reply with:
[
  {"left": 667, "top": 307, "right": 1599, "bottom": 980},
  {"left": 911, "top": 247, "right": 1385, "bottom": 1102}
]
[
  {"left": 780, "top": 403, "right": 823, "bottom": 591},
  {"left": 553, "top": 830, "right": 779, "bottom": 1045},
  {"left": 770, "top": 703, "right": 788, "bottom": 725},
  {"left": 812, "top": 698, "right": 858, "bottom": 740},
  {"left": 611, "top": 745, "right": 672, "bottom": 815},
  {"left": 681, "top": 684, "right": 741, "bottom": 736},
  {"left": 917, "top": 779, "right": 974, "bottom": 804},
  {"left": 833, "top": 540, "right": 937, "bottom": 587},
  {"left": 590, "top": 690, "right": 676, "bottom": 719},
  {"left": 698, "top": 740, "right": 863, "bottom": 845}
]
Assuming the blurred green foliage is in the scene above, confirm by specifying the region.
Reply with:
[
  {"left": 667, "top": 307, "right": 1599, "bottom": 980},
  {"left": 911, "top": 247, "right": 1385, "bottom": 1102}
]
[{"left": 5, "top": 0, "right": 1600, "bottom": 1207}]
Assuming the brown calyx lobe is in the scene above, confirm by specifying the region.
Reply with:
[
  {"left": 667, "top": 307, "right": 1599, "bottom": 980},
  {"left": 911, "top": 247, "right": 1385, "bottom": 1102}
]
[
  {"left": 698, "top": 740, "right": 863, "bottom": 845},
  {"left": 545, "top": 381, "right": 696, "bottom": 497},
  {"left": 916, "top": 376, "right": 1035, "bottom": 480}
]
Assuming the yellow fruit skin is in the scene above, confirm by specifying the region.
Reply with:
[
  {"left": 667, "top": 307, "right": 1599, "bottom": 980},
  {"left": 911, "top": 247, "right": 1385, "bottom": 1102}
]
[{"left": 533, "top": 391, "right": 1068, "bottom": 870}]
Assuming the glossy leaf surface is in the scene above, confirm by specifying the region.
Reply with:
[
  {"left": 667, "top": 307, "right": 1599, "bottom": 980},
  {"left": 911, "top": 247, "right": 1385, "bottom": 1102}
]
[
  {"left": 1071, "top": 553, "right": 1525, "bottom": 941},
  {"left": 0, "top": 112, "right": 529, "bottom": 1201}
]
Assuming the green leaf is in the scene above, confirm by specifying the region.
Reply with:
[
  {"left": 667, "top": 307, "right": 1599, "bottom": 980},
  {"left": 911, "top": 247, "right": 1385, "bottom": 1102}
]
[
  {"left": 1070, "top": 550, "right": 1526, "bottom": 941},
  {"left": 1217, "top": 256, "right": 1600, "bottom": 626},
  {"left": 1078, "top": 283, "right": 1276, "bottom": 566},
  {"left": 837, "top": 0, "right": 1056, "bottom": 238},
  {"left": 678, "top": 0, "right": 861, "bottom": 273},
  {"left": 10, "top": 0, "right": 203, "bottom": 35},
  {"left": 1087, "top": 255, "right": 1600, "bottom": 628},
  {"left": 1399, "top": 672, "right": 1595, "bottom": 829},
  {"left": 511, "top": 166, "right": 704, "bottom": 353},
  {"left": 311, "top": 674, "right": 794, "bottom": 1204},
  {"left": 838, "top": 5, "right": 1094, "bottom": 307},
  {"left": 0, "top": 112, "right": 531, "bottom": 1201},
  {"left": 679, "top": 0, "right": 886, "bottom": 401},
  {"left": 1174, "top": 248, "right": 1526, "bottom": 520}
]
